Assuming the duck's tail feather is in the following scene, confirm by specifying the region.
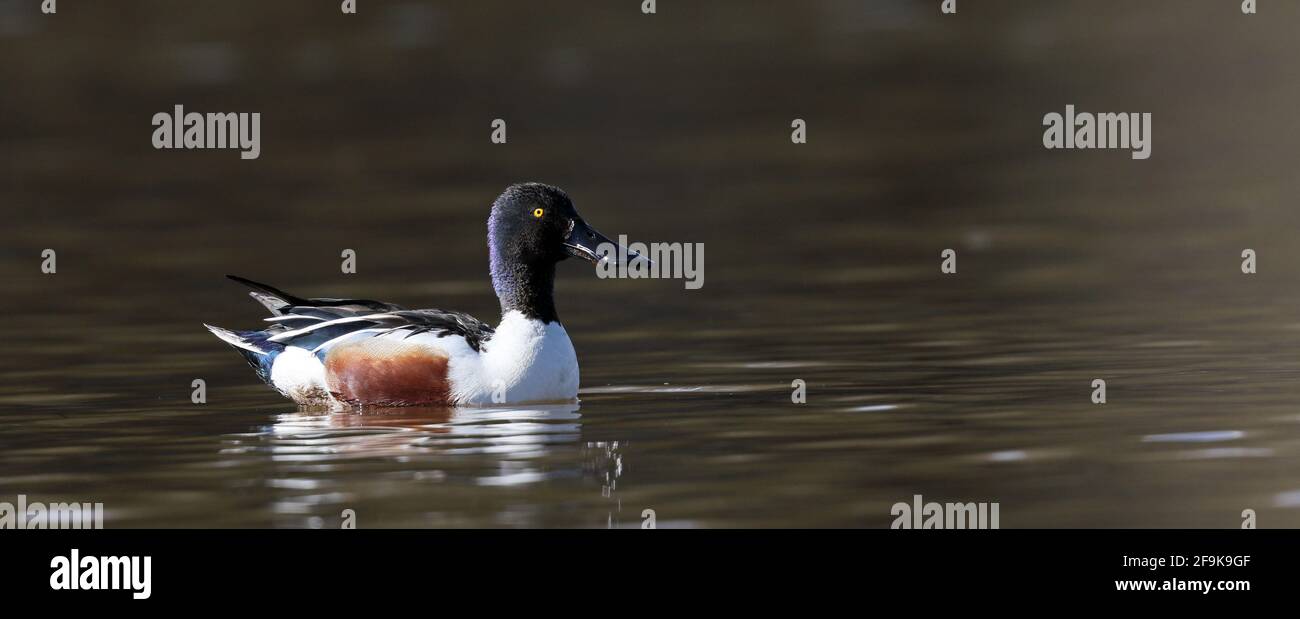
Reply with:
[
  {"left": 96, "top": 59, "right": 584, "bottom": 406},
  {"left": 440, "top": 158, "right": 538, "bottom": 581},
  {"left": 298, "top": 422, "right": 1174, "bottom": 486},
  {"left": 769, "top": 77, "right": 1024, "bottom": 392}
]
[
  {"left": 226, "top": 275, "right": 309, "bottom": 315},
  {"left": 205, "top": 323, "right": 284, "bottom": 384}
]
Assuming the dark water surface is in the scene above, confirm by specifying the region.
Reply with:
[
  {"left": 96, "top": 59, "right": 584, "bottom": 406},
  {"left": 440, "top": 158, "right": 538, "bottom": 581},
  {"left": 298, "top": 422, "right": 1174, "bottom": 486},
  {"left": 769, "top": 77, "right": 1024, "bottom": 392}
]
[{"left": 4, "top": 1, "right": 1300, "bottom": 527}]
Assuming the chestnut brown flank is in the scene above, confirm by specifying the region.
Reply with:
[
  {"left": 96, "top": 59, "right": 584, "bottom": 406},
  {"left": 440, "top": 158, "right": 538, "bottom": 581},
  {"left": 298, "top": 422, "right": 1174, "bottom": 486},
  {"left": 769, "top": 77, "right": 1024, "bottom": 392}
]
[{"left": 325, "top": 341, "right": 451, "bottom": 406}]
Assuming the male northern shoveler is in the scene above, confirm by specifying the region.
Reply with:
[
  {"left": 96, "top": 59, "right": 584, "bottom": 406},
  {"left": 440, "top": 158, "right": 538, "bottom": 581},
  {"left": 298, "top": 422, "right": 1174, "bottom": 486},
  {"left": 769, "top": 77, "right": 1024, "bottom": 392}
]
[{"left": 205, "top": 183, "right": 641, "bottom": 407}]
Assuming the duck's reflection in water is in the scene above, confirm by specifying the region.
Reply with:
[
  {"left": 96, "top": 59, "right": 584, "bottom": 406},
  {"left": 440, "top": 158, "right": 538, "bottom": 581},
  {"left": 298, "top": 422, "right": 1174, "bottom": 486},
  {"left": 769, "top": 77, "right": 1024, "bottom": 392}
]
[
  {"left": 224, "top": 402, "right": 626, "bottom": 525},
  {"left": 255, "top": 403, "right": 583, "bottom": 460}
]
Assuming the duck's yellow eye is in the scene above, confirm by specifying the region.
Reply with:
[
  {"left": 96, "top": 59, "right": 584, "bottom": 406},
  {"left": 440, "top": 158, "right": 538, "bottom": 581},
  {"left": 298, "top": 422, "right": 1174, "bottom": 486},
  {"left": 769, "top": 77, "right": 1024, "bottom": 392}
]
[{"left": 533, "top": 208, "right": 544, "bottom": 218}]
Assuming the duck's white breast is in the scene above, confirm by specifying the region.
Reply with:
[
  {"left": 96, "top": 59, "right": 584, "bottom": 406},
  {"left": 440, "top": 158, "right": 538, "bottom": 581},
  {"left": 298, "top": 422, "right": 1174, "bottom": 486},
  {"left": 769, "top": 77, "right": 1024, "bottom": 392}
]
[{"left": 447, "top": 311, "right": 579, "bottom": 405}]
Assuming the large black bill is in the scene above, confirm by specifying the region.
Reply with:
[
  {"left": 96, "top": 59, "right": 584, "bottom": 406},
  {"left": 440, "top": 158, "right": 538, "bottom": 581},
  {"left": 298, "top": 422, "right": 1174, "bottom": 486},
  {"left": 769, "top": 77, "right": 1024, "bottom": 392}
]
[{"left": 563, "top": 219, "right": 648, "bottom": 266}]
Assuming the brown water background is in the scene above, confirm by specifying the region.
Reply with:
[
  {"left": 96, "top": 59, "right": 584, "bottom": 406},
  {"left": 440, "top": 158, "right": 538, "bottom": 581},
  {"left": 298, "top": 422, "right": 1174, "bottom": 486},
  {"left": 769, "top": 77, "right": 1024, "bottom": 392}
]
[{"left": 3, "top": 1, "right": 1300, "bottom": 527}]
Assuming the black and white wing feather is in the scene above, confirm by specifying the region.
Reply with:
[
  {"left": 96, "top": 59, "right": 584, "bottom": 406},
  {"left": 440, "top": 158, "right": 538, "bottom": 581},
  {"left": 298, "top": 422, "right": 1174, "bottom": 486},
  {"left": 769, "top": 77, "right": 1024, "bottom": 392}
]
[{"left": 227, "top": 275, "right": 495, "bottom": 353}]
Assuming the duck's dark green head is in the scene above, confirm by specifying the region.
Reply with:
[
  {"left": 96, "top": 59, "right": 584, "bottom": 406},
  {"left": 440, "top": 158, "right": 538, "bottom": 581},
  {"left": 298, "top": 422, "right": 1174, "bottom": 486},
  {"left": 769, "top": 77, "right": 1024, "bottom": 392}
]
[{"left": 487, "top": 183, "right": 631, "bottom": 322}]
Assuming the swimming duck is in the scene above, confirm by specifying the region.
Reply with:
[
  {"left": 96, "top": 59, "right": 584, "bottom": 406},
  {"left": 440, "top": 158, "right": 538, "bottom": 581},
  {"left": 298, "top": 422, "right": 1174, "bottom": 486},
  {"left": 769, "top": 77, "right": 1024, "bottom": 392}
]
[{"left": 206, "top": 183, "right": 640, "bottom": 407}]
